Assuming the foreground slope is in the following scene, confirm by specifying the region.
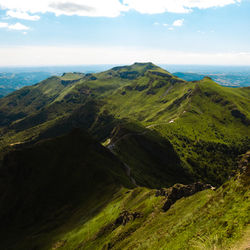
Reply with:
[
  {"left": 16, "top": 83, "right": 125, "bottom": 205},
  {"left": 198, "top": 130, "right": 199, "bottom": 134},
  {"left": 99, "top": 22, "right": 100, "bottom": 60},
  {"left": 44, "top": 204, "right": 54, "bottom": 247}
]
[
  {"left": 3, "top": 151, "right": 248, "bottom": 250},
  {"left": 0, "top": 129, "right": 133, "bottom": 249}
]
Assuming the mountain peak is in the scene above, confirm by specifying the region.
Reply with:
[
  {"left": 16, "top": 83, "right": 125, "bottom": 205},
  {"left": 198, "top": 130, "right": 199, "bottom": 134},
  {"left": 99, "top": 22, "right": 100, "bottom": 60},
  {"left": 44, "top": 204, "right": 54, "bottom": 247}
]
[
  {"left": 132, "top": 62, "right": 155, "bottom": 66},
  {"left": 106, "top": 62, "right": 171, "bottom": 80},
  {"left": 111, "top": 62, "right": 158, "bottom": 72}
]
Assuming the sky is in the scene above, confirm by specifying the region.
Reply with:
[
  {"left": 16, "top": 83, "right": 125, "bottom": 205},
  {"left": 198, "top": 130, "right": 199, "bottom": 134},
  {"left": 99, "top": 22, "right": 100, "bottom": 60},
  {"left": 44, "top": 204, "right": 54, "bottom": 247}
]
[{"left": 0, "top": 0, "right": 250, "bottom": 66}]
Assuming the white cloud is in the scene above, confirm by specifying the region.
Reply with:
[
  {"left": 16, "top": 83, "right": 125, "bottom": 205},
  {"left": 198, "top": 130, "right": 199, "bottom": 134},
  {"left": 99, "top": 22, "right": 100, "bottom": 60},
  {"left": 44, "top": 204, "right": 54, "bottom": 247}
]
[
  {"left": 163, "top": 23, "right": 168, "bottom": 27},
  {"left": 0, "top": 46, "right": 249, "bottom": 66},
  {"left": 168, "top": 27, "right": 174, "bottom": 31},
  {"left": 173, "top": 19, "right": 184, "bottom": 27},
  {"left": 0, "top": 22, "right": 9, "bottom": 28},
  {"left": 0, "top": 22, "right": 30, "bottom": 30},
  {"left": 0, "top": 0, "right": 241, "bottom": 18},
  {"left": 6, "top": 10, "right": 40, "bottom": 21},
  {"left": 123, "top": 0, "right": 241, "bottom": 14},
  {"left": 8, "top": 22, "right": 30, "bottom": 30},
  {"left": 0, "top": 0, "right": 128, "bottom": 17}
]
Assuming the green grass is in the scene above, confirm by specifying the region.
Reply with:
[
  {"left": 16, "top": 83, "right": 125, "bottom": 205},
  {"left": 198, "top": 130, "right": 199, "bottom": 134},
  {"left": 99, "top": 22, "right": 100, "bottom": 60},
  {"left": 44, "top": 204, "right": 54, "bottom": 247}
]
[
  {"left": 0, "top": 129, "right": 133, "bottom": 249},
  {"left": 9, "top": 166, "right": 248, "bottom": 250},
  {"left": 101, "top": 76, "right": 250, "bottom": 185},
  {"left": 0, "top": 63, "right": 249, "bottom": 184},
  {"left": 0, "top": 63, "right": 249, "bottom": 249}
]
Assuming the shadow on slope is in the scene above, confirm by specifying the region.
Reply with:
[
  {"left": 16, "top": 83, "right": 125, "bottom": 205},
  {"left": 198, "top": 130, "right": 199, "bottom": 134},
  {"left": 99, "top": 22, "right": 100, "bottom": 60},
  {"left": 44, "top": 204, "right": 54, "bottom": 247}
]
[
  {"left": 0, "top": 128, "right": 133, "bottom": 249},
  {"left": 106, "top": 123, "right": 193, "bottom": 188}
]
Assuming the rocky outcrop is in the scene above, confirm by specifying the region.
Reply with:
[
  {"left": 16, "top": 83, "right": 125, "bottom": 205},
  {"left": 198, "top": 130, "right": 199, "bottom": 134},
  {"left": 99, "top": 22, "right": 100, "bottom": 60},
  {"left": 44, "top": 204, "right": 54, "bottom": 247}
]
[
  {"left": 94, "top": 210, "right": 142, "bottom": 240},
  {"left": 135, "top": 84, "right": 149, "bottom": 91},
  {"left": 237, "top": 151, "right": 250, "bottom": 184},
  {"left": 61, "top": 79, "right": 81, "bottom": 86},
  {"left": 120, "top": 71, "right": 139, "bottom": 80},
  {"left": 231, "top": 109, "right": 250, "bottom": 125},
  {"left": 149, "top": 71, "right": 172, "bottom": 78},
  {"left": 115, "top": 211, "right": 142, "bottom": 226},
  {"left": 238, "top": 151, "right": 250, "bottom": 173},
  {"left": 167, "top": 89, "right": 192, "bottom": 110},
  {"left": 156, "top": 182, "right": 214, "bottom": 212}
]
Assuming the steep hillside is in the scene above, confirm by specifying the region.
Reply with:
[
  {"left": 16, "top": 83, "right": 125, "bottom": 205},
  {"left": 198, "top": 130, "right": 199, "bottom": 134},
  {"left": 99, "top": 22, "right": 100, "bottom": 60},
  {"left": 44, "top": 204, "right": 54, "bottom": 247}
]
[
  {"left": 0, "top": 69, "right": 129, "bottom": 154},
  {"left": 102, "top": 74, "right": 250, "bottom": 184},
  {"left": 103, "top": 124, "right": 192, "bottom": 188},
  {"left": 3, "top": 151, "right": 248, "bottom": 250},
  {"left": 0, "top": 129, "right": 133, "bottom": 249}
]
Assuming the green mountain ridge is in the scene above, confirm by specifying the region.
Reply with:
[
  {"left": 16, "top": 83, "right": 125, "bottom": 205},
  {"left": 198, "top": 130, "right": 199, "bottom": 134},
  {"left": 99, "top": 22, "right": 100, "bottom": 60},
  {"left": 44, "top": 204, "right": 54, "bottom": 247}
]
[{"left": 0, "top": 62, "right": 249, "bottom": 249}]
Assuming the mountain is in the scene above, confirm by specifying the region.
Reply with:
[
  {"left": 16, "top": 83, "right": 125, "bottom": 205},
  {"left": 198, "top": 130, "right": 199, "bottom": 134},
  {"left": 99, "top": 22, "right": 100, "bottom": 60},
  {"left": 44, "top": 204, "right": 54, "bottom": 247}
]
[
  {"left": 0, "top": 63, "right": 249, "bottom": 184},
  {"left": 173, "top": 72, "right": 205, "bottom": 81},
  {"left": 102, "top": 71, "right": 250, "bottom": 184},
  {"left": 0, "top": 63, "right": 249, "bottom": 249},
  {"left": 0, "top": 72, "right": 55, "bottom": 97}
]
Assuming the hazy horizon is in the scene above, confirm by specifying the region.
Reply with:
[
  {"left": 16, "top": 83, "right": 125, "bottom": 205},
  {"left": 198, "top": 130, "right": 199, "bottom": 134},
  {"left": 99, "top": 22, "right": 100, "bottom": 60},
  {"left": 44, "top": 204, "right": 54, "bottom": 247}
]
[{"left": 1, "top": 63, "right": 250, "bottom": 73}]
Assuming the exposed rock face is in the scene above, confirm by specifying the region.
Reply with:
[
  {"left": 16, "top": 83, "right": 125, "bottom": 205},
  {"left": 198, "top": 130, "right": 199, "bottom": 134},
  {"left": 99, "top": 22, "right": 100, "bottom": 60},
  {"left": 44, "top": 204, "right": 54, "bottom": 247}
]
[
  {"left": 231, "top": 109, "right": 250, "bottom": 125},
  {"left": 120, "top": 71, "right": 139, "bottom": 80},
  {"left": 156, "top": 182, "right": 214, "bottom": 212},
  {"left": 94, "top": 210, "right": 142, "bottom": 243},
  {"left": 149, "top": 71, "right": 171, "bottom": 78},
  {"left": 238, "top": 151, "right": 250, "bottom": 173},
  {"left": 115, "top": 211, "right": 142, "bottom": 226},
  {"left": 61, "top": 79, "right": 80, "bottom": 86},
  {"left": 237, "top": 151, "right": 250, "bottom": 184}
]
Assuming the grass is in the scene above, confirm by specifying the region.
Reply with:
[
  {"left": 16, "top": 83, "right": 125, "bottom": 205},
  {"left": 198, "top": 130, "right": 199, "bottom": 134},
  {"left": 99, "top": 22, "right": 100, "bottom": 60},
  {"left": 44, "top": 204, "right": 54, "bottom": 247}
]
[
  {"left": 0, "top": 63, "right": 249, "bottom": 249},
  {"left": 0, "top": 63, "right": 249, "bottom": 184},
  {"left": 0, "top": 129, "right": 133, "bottom": 249},
  {"left": 102, "top": 76, "right": 250, "bottom": 185},
  {"left": 7, "top": 166, "right": 248, "bottom": 250}
]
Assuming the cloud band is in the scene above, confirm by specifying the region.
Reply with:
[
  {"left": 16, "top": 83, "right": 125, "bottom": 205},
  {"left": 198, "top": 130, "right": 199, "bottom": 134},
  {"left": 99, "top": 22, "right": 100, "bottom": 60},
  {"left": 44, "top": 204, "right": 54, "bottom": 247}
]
[{"left": 0, "top": 0, "right": 242, "bottom": 18}]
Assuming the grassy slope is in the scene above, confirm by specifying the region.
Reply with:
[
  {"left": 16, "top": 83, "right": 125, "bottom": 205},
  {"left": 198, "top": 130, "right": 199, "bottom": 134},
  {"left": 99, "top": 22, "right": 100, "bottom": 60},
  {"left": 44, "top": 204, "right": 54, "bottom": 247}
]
[
  {"left": 0, "top": 63, "right": 192, "bottom": 189},
  {"left": 0, "top": 70, "right": 130, "bottom": 155},
  {"left": 0, "top": 129, "right": 133, "bottom": 249},
  {"left": 0, "top": 63, "right": 249, "bottom": 183},
  {"left": 12, "top": 157, "right": 249, "bottom": 250},
  {"left": 0, "top": 63, "right": 249, "bottom": 186},
  {"left": 103, "top": 74, "right": 250, "bottom": 184},
  {"left": 104, "top": 123, "right": 192, "bottom": 188}
]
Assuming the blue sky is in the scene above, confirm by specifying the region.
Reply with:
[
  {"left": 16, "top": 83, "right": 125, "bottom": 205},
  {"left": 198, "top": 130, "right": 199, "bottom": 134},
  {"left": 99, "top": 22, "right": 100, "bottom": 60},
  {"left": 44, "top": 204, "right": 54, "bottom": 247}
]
[{"left": 0, "top": 0, "right": 250, "bottom": 66}]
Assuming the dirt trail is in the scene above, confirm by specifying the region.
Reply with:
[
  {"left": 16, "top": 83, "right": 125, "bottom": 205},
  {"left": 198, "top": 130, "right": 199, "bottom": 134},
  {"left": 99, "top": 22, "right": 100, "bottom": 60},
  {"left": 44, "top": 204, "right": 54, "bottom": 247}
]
[
  {"left": 107, "top": 139, "right": 138, "bottom": 187},
  {"left": 146, "top": 120, "right": 175, "bottom": 128},
  {"left": 230, "top": 228, "right": 250, "bottom": 250}
]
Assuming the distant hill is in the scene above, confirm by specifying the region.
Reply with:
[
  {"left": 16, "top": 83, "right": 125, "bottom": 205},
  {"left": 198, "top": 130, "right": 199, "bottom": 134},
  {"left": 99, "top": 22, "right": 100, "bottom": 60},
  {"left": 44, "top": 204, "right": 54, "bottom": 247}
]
[
  {"left": 0, "top": 65, "right": 117, "bottom": 97},
  {"left": 1, "top": 65, "right": 249, "bottom": 98},
  {"left": 0, "top": 72, "right": 54, "bottom": 97},
  {"left": 173, "top": 71, "right": 250, "bottom": 87}
]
